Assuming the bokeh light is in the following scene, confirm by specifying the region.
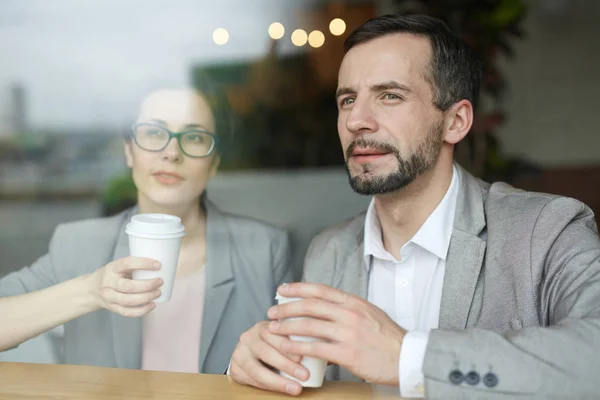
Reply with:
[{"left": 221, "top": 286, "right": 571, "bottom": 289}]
[
  {"left": 291, "top": 29, "right": 308, "bottom": 47},
  {"left": 329, "top": 18, "right": 346, "bottom": 36}
]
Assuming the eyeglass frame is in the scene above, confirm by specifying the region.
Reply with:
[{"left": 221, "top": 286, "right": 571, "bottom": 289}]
[{"left": 130, "top": 122, "right": 219, "bottom": 159}]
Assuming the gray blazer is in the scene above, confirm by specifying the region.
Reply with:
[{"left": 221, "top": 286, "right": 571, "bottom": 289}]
[
  {"left": 302, "top": 164, "right": 600, "bottom": 398},
  {"left": 0, "top": 200, "right": 293, "bottom": 374}
]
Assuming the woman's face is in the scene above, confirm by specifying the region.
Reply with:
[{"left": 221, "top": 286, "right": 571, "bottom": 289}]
[{"left": 125, "top": 89, "right": 220, "bottom": 210}]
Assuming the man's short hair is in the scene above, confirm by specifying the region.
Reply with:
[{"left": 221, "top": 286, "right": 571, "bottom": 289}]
[{"left": 344, "top": 14, "right": 482, "bottom": 111}]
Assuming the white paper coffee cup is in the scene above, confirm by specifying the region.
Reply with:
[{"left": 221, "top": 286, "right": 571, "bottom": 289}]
[
  {"left": 275, "top": 294, "right": 327, "bottom": 388},
  {"left": 125, "top": 213, "right": 185, "bottom": 303}
]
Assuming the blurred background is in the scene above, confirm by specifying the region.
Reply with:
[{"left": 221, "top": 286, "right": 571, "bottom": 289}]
[{"left": 1, "top": 0, "right": 599, "bottom": 362}]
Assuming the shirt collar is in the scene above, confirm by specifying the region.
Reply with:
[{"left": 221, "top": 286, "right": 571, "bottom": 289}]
[
  {"left": 363, "top": 197, "right": 390, "bottom": 263},
  {"left": 363, "top": 165, "right": 460, "bottom": 267}
]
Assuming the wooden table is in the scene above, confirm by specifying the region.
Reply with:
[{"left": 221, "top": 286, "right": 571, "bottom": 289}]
[{"left": 0, "top": 362, "right": 407, "bottom": 399}]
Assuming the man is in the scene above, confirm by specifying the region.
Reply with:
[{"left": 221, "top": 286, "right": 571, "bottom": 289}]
[{"left": 229, "top": 14, "right": 600, "bottom": 398}]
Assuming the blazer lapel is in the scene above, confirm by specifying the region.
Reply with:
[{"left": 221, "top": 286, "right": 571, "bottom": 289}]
[
  {"left": 337, "top": 221, "right": 369, "bottom": 300},
  {"left": 198, "top": 200, "right": 235, "bottom": 371},
  {"left": 334, "top": 218, "right": 369, "bottom": 383},
  {"left": 110, "top": 206, "right": 143, "bottom": 369},
  {"left": 439, "top": 165, "right": 487, "bottom": 330}
]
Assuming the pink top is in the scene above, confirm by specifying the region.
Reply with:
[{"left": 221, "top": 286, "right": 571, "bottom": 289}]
[{"left": 141, "top": 267, "right": 206, "bottom": 373}]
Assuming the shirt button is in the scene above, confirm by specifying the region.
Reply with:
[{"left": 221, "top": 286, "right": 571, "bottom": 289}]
[{"left": 399, "top": 278, "right": 409, "bottom": 286}]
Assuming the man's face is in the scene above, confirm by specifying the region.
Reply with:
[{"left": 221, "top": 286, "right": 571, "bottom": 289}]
[{"left": 336, "top": 33, "right": 445, "bottom": 195}]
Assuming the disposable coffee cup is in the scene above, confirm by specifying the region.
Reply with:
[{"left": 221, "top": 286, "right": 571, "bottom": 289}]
[
  {"left": 275, "top": 294, "right": 327, "bottom": 388},
  {"left": 125, "top": 213, "right": 185, "bottom": 303}
]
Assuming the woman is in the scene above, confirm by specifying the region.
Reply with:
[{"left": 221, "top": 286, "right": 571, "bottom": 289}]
[{"left": 0, "top": 85, "right": 293, "bottom": 374}]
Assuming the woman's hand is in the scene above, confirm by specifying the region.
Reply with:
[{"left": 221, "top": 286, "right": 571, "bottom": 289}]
[{"left": 90, "top": 256, "right": 164, "bottom": 317}]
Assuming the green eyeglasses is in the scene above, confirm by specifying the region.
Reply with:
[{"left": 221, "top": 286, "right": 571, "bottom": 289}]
[{"left": 131, "top": 122, "right": 218, "bottom": 158}]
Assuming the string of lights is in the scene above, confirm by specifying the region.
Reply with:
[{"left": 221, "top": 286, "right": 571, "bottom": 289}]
[{"left": 211, "top": 17, "right": 346, "bottom": 47}]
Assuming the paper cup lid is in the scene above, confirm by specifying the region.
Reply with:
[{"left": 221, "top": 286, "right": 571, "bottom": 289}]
[{"left": 125, "top": 213, "right": 185, "bottom": 239}]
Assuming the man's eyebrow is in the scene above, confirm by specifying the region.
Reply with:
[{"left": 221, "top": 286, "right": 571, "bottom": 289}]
[
  {"left": 335, "top": 81, "right": 413, "bottom": 98},
  {"left": 335, "top": 86, "right": 355, "bottom": 98},
  {"left": 370, "top": 81, "right": 413, "bottom": 93}
]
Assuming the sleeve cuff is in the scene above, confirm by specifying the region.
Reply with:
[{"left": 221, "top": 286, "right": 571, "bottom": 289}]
[{"left": 399, "top": 331, "right": 429, "bottom": 398}]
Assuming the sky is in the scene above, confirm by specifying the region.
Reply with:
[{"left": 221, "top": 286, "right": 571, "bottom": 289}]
[{"left": 0, "top": 0, "right": 322, "bottom": 131}]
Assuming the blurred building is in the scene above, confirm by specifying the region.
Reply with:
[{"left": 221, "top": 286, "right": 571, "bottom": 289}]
[
  {"left": 0, "top": 84, "right": 26, "bottom": 139},
  {"left": 10, "top": 84, "right": 28, "bottom": 134}
]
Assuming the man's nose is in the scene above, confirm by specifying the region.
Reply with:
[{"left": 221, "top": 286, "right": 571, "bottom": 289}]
[{"left": 345, "top": 100, "right": 379, "bottom": 135}]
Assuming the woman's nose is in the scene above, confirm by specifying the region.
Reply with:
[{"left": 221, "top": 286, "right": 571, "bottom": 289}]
[{"left": 161, "top": 137, "right": 183, "bottom": 163}]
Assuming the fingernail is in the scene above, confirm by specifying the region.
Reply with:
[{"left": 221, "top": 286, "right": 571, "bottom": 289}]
[
  {"left": 285, "top": 383, "right": 300, "bottom": 395},
  {"left": 295, "top": 368, "right": 308, "bottom": 381},
  {"left": 278, "top": 284, "right": 288, "bottom": 294},
  {"left": 153, "top": 262, "right": 161, "bottom": 269},
  {"left": 269, "top": 321, "right": 280, "bottom": 331},
  {"left": 267, "top": 306, "right": 277, "bottom": 318}
]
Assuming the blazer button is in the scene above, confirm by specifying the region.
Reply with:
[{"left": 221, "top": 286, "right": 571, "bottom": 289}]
[
  {"left": 465, "top": 371, "right": 480, "bottom": 386},
  {"left": 483, "top": 372, "right": 499, "bottom": 388},
  {"left": 449, "top": 370, "right": 464, "bottom": 385}
]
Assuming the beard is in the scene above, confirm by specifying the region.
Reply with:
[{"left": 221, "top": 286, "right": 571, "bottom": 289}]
[{"left": 345, "top": 122, "right": 444, "bottom": 195}]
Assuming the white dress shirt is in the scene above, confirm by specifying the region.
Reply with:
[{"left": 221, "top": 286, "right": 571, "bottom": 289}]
[{"left": 364, "top": 166, "right": 459, "bottom": 398}]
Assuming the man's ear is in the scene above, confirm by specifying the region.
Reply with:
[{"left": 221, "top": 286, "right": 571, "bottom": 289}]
[{"left": 443, "top": 99, "right": 473, "bottom": 145}]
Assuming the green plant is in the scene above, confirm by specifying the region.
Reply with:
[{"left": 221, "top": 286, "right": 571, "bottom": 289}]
[
  {"left": 194, "top": 53, "right": 344, "bottom": 170},
  {"left": 100, "top": 173, "right": 137, "bottom": 216}
]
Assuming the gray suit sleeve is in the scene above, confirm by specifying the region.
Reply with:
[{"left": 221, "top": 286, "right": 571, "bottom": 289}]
[
  {"left": 0, "top": 225, "right": 68, "bottom": 352},
  {"left": 423, "top": 198, "right": 600, "bottom": 398},
  {"left": 0, "top": 224, "right": 66, "bottom": 297}
]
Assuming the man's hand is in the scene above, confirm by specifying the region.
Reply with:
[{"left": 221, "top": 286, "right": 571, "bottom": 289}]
[
  {"left": 229, "top": 321, "right": 309, "bottom": 396},
  {"left": 268, "top": 282, "right": 407, "bottom": 386}
]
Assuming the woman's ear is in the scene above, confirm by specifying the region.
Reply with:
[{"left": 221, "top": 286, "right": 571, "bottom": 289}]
[
  {"left": 209, "top": 154, "right": 221, "bottom": 178},
  {"left": 124, "top": 141, "right": 134, "bottom": 168}
]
